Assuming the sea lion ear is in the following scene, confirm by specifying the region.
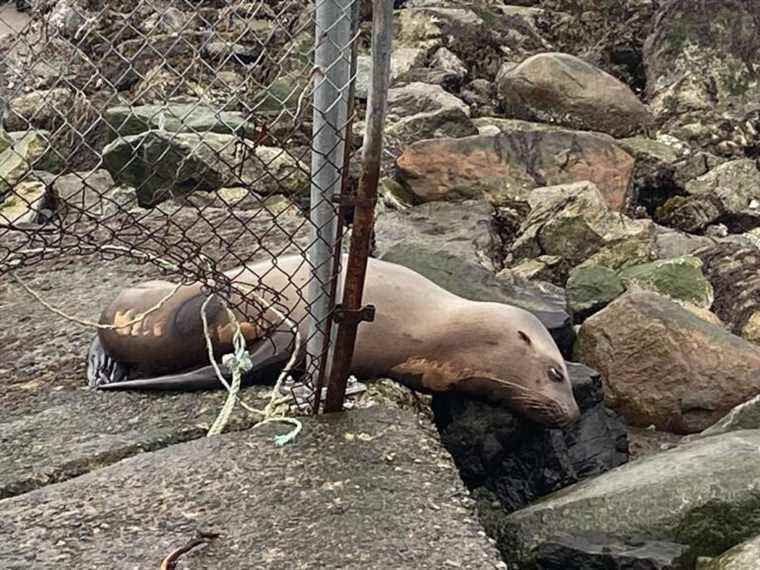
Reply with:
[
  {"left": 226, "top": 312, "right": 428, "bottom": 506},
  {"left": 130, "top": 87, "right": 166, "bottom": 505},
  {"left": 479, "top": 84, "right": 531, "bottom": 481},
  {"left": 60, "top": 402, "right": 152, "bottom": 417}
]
[{"left": 518, "top": 330, "right": 532, "bottom": 345}]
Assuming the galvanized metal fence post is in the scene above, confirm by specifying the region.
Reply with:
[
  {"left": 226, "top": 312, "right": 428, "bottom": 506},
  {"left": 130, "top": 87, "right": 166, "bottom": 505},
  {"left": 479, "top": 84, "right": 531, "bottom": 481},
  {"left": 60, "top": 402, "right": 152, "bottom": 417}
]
[
  {"left": 307, "top": 0, "right": 356, "bottom": 388},
  {"left": 324, "top": 0, "right": 394, "bottom": 413}
]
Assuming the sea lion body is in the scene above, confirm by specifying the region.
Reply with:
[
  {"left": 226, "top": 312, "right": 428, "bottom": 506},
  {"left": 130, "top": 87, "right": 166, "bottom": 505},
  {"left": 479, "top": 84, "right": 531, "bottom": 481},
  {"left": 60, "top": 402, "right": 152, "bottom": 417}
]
[{"left": 90, "top": 256, "right": 580, "bottom": 427}]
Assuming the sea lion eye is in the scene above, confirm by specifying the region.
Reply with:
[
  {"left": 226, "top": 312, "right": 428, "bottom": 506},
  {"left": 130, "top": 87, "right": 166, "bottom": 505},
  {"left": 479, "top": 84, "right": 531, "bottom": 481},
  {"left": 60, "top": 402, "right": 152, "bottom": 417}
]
[{"left": 549, "top": 367, "right": 564, "bottom": 383}]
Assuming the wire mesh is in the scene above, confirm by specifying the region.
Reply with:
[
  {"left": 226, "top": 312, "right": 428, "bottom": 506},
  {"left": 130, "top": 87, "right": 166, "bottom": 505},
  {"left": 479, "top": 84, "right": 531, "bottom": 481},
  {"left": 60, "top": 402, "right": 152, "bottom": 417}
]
[{"left": 0, "top": 0, "right": 362, "bottom": 413}]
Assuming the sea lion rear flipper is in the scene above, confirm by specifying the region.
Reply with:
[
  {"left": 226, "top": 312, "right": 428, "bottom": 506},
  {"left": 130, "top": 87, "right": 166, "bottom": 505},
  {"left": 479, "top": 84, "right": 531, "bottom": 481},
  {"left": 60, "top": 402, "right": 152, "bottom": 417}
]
[
  {"left": 94, "top": 329, "right": 301, "bottom": 391},
  {"left": 86, "top": 335, "right": 130, "bottom": 388}
]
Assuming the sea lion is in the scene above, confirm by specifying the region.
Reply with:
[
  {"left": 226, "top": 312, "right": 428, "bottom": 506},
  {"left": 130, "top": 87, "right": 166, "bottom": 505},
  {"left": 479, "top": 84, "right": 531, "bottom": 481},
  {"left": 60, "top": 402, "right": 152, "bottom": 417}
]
[{"left": 87, "top": 255, "right": 580, "bottom": 427}]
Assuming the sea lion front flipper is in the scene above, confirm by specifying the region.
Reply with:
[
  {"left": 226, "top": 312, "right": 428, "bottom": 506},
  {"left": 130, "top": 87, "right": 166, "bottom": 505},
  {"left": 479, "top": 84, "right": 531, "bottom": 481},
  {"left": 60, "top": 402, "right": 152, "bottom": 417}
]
[
  {"left": 86, "top": 335, "right": 130, "bottom": 388},
  {"left": 94, "top": 329, "right": 301, "bottom": 391}
]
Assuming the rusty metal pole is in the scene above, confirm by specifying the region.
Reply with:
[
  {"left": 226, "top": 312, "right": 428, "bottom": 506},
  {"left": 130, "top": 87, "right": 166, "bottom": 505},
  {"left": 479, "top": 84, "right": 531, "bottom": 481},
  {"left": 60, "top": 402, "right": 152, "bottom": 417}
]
[{"left": 324, "top": 0, "right": 394, "bottom": 413}]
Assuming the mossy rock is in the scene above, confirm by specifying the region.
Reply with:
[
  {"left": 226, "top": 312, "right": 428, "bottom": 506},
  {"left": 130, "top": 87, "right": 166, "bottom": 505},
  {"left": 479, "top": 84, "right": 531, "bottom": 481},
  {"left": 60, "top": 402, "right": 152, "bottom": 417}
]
[
  {"left": 566, "top": 265, "right": 626, "bottom": 322},
  {"left": 620, "top": 256, "right": 714, "bottom": 308}
]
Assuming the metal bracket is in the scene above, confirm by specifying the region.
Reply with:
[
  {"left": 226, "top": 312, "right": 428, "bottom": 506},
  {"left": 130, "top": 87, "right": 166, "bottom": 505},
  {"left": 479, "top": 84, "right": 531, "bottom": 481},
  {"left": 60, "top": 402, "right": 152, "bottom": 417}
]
[
  {"left": 333, "top": 304, "right": 375, "bottom": 325},
  {"left": 331, "top": 193, "right": 376, "bottom": 210}
]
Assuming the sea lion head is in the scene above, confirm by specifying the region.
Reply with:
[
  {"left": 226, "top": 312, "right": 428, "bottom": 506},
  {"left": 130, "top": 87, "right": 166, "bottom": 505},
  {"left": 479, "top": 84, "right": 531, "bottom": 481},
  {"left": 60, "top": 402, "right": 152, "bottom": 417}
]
[
  {"left": 459, "top": 304, "right": 581, "bottom": 427},
  {"left": 393, "top": 303, "right": 581, "bottom": 428}
]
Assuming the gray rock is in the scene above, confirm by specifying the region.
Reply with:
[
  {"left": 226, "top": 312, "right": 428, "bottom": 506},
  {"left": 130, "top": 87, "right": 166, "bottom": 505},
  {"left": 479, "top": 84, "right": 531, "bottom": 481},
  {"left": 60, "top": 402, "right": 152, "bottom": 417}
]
[
  {"left": 103, "top": 102, "right": 262, "bottom": 141},
  {"left": 534, "top": 533, "right": 692, "bottom": 570},
  {"left": 354, "top": 47, "right": 428, "bottom": 100},
  {"left": 700, "top": 394, "right": 760, "bottom": 438},
  {"left": 4, "top": 87, "right": 73, "bottom": 131},
  {"left": 102, "top": 131, "right": 308, "bottom": 207},
  {"left": 497, "top": 52, "right": 653, "bottom": 137},
  {"left": 657, "top": 159, "right": 760, "bottom": 233},
  {"left": 52, "top": 169, "right": 117, "bottom": 219},
  {"left": 0, "top": 405, "right": 505, "bottom": 569},
  {"left": 496, "top": 429, "right": 760, "bottom": 567},
  {"left": 383, "top": 82, "right": 477, "bottom": 145},
  {"left": 576, "top": 291, "right": 760, "bottom": 433}
]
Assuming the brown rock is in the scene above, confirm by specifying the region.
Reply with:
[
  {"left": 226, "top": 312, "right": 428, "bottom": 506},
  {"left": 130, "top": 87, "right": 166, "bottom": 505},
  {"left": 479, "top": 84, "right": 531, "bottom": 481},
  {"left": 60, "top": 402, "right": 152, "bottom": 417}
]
[
  {"left": 576, "top": 291, "right": 760, "bottom": 434},
  {"left": 497, "top": 52, "right": 653, "bottom": 137},
  {"left": 395, "top": 128, "right": 634, "bottom": 211}
]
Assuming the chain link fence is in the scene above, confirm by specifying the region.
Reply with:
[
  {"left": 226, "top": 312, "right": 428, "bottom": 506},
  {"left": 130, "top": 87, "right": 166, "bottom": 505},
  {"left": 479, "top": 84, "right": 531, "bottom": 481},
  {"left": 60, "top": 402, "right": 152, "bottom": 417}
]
[{"left": 0, "top": 0, "right": 375, "bottom": 417}]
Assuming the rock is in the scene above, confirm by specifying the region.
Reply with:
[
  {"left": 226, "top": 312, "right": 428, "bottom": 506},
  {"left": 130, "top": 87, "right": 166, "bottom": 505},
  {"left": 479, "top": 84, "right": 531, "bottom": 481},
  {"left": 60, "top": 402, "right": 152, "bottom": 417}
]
[
  {"left": 397, "top": 5, "right": 549, "bottom": 80},
  {"left": 0, "top": 130, "right": 58, "bottom": 195},
  {"left": 4, "top": 87, "right": 73, "bottom": 131},
  {"left": 430, "top": 46, "right": 468, "bottom": 82},
  {"left": 103, "top": 103, "right": 262, "bottom": 141},
  {"left": 432, "top": 362, "right": 629, "bottom": 514},
  {"left": 509, "top": 181, "right": 655, "bottom": 282},
  {"left": 652, "top": 226, "right": 716, "bottom": 259},
  {"left": 374, "top": 200, "right": 575, "bottom": 355},
  {"left": 461, "top": 79, "right": 497, "bottom": 116},
  {"left": 354, "top": 47, "right": 428, "bottom": 100},
  {"left": 617, "top": 135, "right": 724, "bottom": 215},
  {"left": 203, "top": 40, "right": 263, "bottom": 66},
  {"left": 508, "top": 255, "right": 563, "bottom": 282},
  {"left": 534, "top": 533, "right": 692, "bottom": 570},
  {"left": 0, "top": 130, "right": 11, "bottom": 154},
  {"left": 657, "top": 159, "right": 760, "bottom": 233},
  {"left": 695, "top": 241, "right": 760, "bottom": 341},
  {"left": 576, "top": 291, "right": 760, "bottom": 433},
  {"left": 619, "top": 256, "right": 714, "bottom": 309},
  {"left": 52, "top": 169, "right": 117, "bottom": 219},
  {"left": 700, "top": 394, "right": 760, "bottom": 438},
  {"left": 497, "top": 52, "right": 653, "bottom": 137},
  {"left": 566, "top": 265, "right": 626, "bottom": 322},
  {"left": 703, "top": 534, "right": 760, "bottom": 569},
  {"left": 383, "top": 82, "right": 477, "bottom": 145},
  {"left": 102, "top": 131, "right": 308, "bottom": 207},
  {"left": 395, "top": 126, "right": 635, "bottom": 211},
  {"left": 495, "top": 429, "right": 760, "bottom": 567},
  {"left": 141, "top": 6, "right": 188, "bottom": 34},
  {"left": 0, "top": 179, "right": 51, "bottom": 224},
  {"left": 643, "top": 0, "right": 760, "bottom": 152}
]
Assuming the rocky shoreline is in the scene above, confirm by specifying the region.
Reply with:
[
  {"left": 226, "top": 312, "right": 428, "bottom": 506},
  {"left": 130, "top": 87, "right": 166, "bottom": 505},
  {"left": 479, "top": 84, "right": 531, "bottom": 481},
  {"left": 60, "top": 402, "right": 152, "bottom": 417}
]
[{"left": 2, "top": 1, "right": 760, "bottom": 568}]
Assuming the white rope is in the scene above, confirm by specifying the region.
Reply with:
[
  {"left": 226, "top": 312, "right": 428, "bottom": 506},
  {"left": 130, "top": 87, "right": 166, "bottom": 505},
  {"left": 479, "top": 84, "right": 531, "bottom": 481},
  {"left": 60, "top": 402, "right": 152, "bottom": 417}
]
[{"left": 10, "top": 271, "right": 184, "bottom": 331}]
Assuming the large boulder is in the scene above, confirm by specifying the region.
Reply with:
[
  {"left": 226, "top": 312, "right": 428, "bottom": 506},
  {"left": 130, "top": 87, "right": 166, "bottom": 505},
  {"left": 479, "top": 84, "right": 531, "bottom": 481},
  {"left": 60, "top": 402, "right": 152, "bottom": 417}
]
[
  {"left": 432, "top": 362, "right": 628, "bottom": 513},
  {"left": 497, "top": 52, "right": 653, "bottom": 137},
  {"left": 495, "top": 430, "right": 760, "bottom": 567},
  {"left": 656, "top": 159, "right": 760, "bottom": 233},
  {"left": 576, "top": 291, "right": 760, "bottom": 434},
  {"left": 394, "top": 127, "right": 634, "bottom": 211},
  {"left": 508, "top": 181, "right": 655, "bottom": 282},
  {"left": 374, "top": 200, "right": 575, "bottom": 355},
  {"left": 102, "top": 131, "right": 308, "bottom": 207},
  {"left": 4, "top": 87, "right": 73, "bottom": 132}
]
